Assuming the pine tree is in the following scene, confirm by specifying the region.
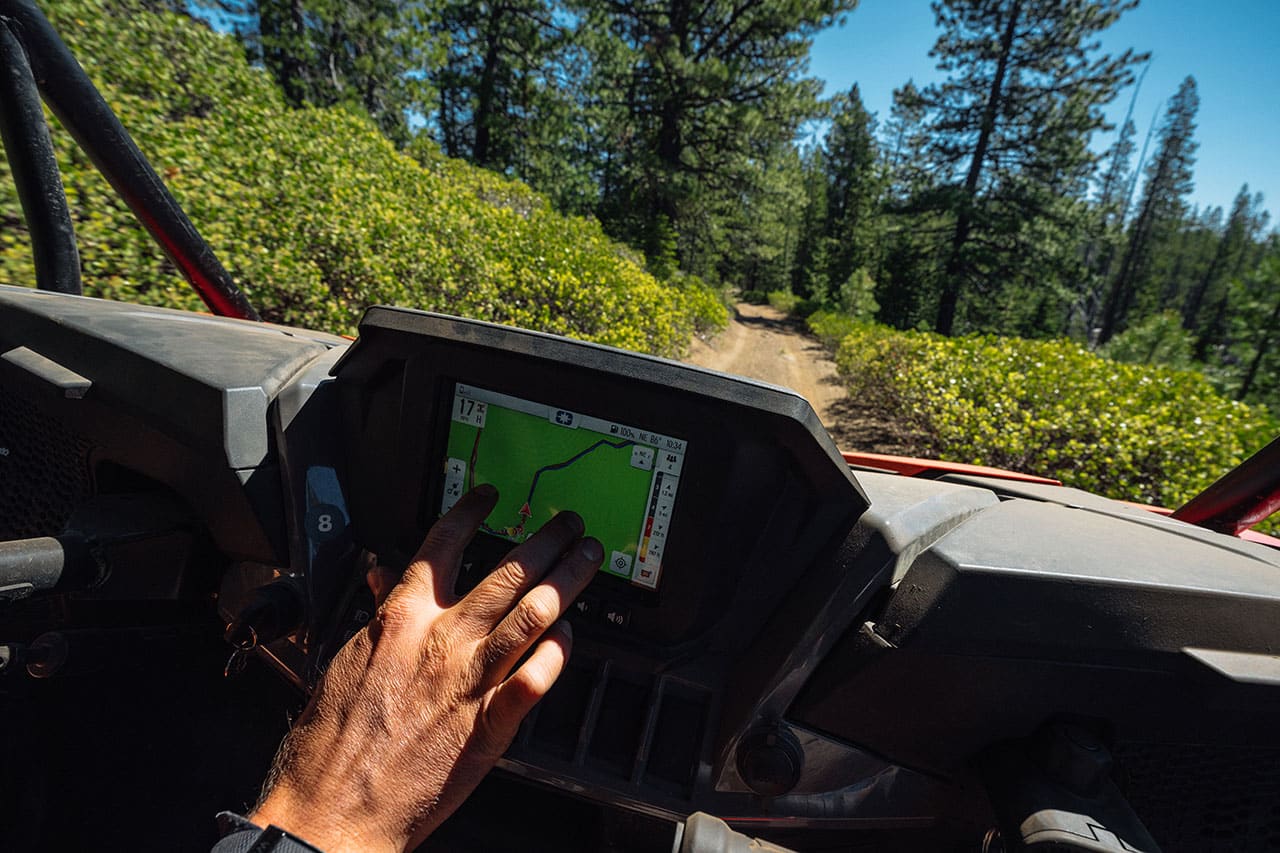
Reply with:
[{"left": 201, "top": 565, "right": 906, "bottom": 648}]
[
  {"left": 1182, "top": 187, "right": 1250, "bottom": 328},
  {"left": 1191, "top": 188, "right": 1270, "bottom": 362},
  {"left": 1098, "top": 119, "right": 1137, "bottom": 226},
  {"left": 432, "top": 0, "right": 573, "bottom": 175},
  {"left": 912, "top": 0, "right": 1143, "bottom": 335},
  {"left": 1070, "top": 116, "right": 1136, "bottom": 335},
  {"left": 882, "top": 81, "right": 930, "bottom": 202},
  {"left": 574, "top": 0, "right": 854, "bottom": 273},
  {"left": 716, "top": 142, "right": 808, "bottom": 294},
  {"left": 1155, "top": 205, "right": 1216, "bottom": 310},
  {"left": 876, "top": 81, "right": 944, "bottom": 329},
  {"left": 1099, "top": 76, "right": 1198, "bottom": 343},
  {"left": 790, "top": 145, "right": 830, "bottom": 299},
  {"left": 1231, "top": 240, "right": 1280, "bottom": 406},
  {"left": 224, "top": 0, "right": 441, "bottom": 143},
  {"left": 823, "top": 84, "right": 884, "bottom": 294}
]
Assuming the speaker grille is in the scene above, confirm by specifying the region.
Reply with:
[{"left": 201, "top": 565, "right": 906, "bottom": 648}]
[
  {"left": 0, "top": 386, "right": 93, "bottom": 539},
  {"left": 1118, "top": 741, "right": 1280, "bottom": 852}
]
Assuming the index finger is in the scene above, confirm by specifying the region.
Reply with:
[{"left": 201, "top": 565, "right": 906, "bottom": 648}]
[{"left": 396, "top": 484, "right": 499, "bottom": 612}]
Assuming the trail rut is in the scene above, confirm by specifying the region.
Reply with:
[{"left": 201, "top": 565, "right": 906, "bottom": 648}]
[{"left": 684, "top": 302, "right": 844, "bottom": 421}]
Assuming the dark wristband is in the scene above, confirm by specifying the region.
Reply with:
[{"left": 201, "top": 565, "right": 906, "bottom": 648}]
[
  {"left": 214, "top": 813, "right": 327, "bottom": 853},
  {"left": 247, "top": 825, "right": 326, "bottom": 853}
]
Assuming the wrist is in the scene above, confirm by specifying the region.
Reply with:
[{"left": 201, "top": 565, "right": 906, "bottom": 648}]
[{"left": 250, "top": 789, "right": 402, "bottom": 853}]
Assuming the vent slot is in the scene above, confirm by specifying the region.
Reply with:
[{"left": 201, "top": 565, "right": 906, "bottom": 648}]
[
  {"left": 588, "top": 671, "right": 652, "bottom": 775},
  {"left": 643, "top": 684, "right": 708, "bottom": 793},
  {"left": 530, "top": 661, "right": 595, "bottom": 760},
  {"left": 523, "top": 660, "right": 708, "bottom": 800}
]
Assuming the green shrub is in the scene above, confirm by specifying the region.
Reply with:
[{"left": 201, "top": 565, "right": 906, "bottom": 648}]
[
  {"left": 807, "top": 310, "right": 865, "bottom": 348},
  {"left": 766, "top": 289, "right": 800, "bottom": 313},
  {"left": 764, "top": 289, "right": 828, "bottom": 318},
  {"left": 836, "top": 267, "right": 879, "bottom": 320},
  {"left": 814, "top": 314, "right": 1279, "bottom": 518},
  {"left": 0, "top": 0, "right": 726, "bottom": 356},
  {"left": 677, "top": 274, "right": 731, "bottom": 336},
  {"left": 1101, "top": 311, "right": 1197, "bottom": 369}
]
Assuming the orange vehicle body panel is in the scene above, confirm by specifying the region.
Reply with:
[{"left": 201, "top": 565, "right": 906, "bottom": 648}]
[
  {"left": 840, "top": 450, "right": 1062, "bottom": 485},
  {"left": 843, "top": 451, "right": 1280, "bottom": 548}
]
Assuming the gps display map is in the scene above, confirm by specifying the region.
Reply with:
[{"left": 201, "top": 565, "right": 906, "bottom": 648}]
[{"left": 441, "top": 384, "right": 686, "bottom": 589}]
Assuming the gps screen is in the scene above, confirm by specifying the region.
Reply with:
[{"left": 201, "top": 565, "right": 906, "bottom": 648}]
[{"left": 440, "top": 383, "right": 686, "bottom": 589}]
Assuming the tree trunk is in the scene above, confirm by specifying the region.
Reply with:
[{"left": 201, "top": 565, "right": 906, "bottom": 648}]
[
  {"left": 1160, "top": 227, "right": 1192, "bottom": 306},
  {"left": 1099, "top": 241, "right": 1136, "bottom": 343},
  {"left": 1237, "top": 296, "right": 1280, "bottom": 400},
  {"left": 936, "top": 0, "right": 1021, "bottom": 335},
  {"left": 1183, "top": 233, "right": 1228, "bottom": 330},
  {"left": 1099, "top": 181, "right": 1160, "bottom": 343},
  {"left": 647, "top": 0, "right": 691, "bottom": 260},
  {"left": 1099, "top": 245, "right": 1133, "bottom": 344},
  {"left": 439, "top": 81, "right": 457, "bottom": 157},
  {"left": 473, "top": 4, "right": 506, "bottom": 168},
  {"left": 1194, "top": 293, "right": 1228, "bottom": 361},
  {"left": 272, "top": 0, "right": 308, "bottom": 106}
]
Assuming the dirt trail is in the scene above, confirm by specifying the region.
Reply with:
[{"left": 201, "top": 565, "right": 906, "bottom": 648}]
[
  {"left": 685, "top": 302, "right": 845, "bottom": 420},
  {"left": 683, "top": 303, "right": 922, "bottom": 454}
]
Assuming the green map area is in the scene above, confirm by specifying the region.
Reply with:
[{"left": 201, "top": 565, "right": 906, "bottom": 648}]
[{"left": 446, "top": 405, "right": 656, "bottom": 577}]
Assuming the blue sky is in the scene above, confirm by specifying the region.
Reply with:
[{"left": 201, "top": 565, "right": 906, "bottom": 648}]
[{"left": 807, "top": 0, "right": 1280, "bottom": 224}]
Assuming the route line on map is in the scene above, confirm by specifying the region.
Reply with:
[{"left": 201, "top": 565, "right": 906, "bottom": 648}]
[
  {"left": 523, "top": 438, "right": 637, "bottom": 506},
  {"left": 468, "top": 426, "right": 637, "bottom": 539}
]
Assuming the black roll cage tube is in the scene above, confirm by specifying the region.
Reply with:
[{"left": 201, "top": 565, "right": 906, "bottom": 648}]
[
  {"left": 0, "top": 0, "right": 259, "bottom": 320},
  {"left": 0, "top": 16, "right": 78, "bottom": 295}
]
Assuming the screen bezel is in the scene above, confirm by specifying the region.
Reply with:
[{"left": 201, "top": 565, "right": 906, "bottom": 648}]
[{"left": 337, "top": 311, "right": 869, "bottom": 649}]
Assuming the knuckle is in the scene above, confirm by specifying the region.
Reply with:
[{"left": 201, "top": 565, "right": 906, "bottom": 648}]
[
  {"left": 418, "top": 626, "right": 448, "bottom": 663},
  {"left": 419, "top": 521, "right": 461, "bottom": 555},
  {"left": 480, "top": 556, "right": 537, "bottom": 603},
  {"left": 513, "top": 591, "right": 559, "bottom": 636},
  {"left": 492, "top": 559, "right": 532, "bottom": 592},
  {"left": 374, "top": 597, "right": 417, "bottom": 635}
]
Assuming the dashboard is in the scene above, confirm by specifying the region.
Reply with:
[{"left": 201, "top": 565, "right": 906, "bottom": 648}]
[{"left": 4, "top": 285, "right": 1280, "bottom": 852}]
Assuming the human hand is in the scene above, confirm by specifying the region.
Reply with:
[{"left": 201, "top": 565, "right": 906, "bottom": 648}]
[{"left": 249, "top": 484, "right": 603, "bottom": 852}]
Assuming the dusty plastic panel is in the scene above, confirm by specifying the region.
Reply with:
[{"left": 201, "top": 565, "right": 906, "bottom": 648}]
[
  {"left": 792, "top": 496, "right": 1280, "bottom": 775},
  {"left": 0, "top": 285, "right": 344, "bottom": 561}
]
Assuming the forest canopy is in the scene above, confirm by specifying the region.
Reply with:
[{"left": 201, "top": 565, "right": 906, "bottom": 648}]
[{"left": 197, "top": 0, "right": 1279, "bottom": 415}]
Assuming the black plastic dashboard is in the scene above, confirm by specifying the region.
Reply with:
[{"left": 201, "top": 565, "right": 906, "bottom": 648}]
[
  {"left": 329, "top": 308, "right": 889, "bottom": 819},
  {"left": 4, "top": 286, "right": 1280, "bottom": 851}
]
